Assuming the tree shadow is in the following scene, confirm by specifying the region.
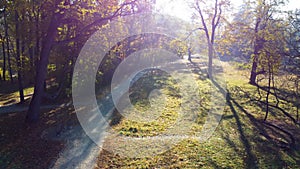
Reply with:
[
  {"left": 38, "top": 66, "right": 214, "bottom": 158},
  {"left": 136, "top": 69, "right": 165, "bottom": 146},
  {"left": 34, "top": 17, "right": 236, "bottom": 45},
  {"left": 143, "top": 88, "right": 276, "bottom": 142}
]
[
  {"left": 226, "top": 92, "right": 259, "bottom": 168},
  {"left": 233, "top": 86, "right": 299, "bottom": 146},
  {"left": 230, "top": 90, "right": 300, "bottom": 164},
  {"left": 256, "top": 84, "right": 299, "bottom": 110},
  {"left": 225, "top": 86, "right": 300, "bottom": 167},
  {"left": 188, "top": 57, "right": 300, "bottom": 167},
  {"left": 188, "top": 61, "right": 208, "bottom": 80},
  {"left": 188, "top": 61, "right": 259, "bottom": 168}
]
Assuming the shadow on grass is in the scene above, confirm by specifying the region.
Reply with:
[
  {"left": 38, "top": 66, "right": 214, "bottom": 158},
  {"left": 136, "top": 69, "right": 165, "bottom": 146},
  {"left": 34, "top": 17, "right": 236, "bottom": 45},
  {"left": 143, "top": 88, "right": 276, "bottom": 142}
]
[
  {"left": 230, "top": 85, "right": 300, "bottom": 164},
  {"left": 228, "top": 90, "right": 300, "bottom": 167},
  {"left": 226, "top": 92, "right": 259, "bottom": 168},
  {"left": 189, "top": 60, "right": 259, "bottom": 168},
  {"left": 189, "top": 60, "right": 300, "bottom": 168},
  {"left": 257, "top": 84, "right": 299, "bottom": 107},
  {"left": 188, "top": 61, "right": 208, "bottom": 80}
]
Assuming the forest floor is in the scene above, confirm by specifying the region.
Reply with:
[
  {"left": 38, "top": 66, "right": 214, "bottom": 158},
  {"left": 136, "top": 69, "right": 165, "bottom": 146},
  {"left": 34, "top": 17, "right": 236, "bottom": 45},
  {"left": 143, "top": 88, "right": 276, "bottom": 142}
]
[
  {"left": 0, "top": 57, "right": 300, "bottom": 169},
  {"left": 0, "top": 88, "right": 104, "bottom": 169}
]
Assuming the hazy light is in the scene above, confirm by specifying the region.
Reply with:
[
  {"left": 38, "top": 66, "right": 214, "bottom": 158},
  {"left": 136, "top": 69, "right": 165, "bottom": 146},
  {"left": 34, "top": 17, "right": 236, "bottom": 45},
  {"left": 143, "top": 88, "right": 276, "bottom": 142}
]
[
  {"left": 155, "top": 0, "right": 192, "bottom": 21},
  {"left": 155, "top": 0, "right": 299, "bottom": 21}
]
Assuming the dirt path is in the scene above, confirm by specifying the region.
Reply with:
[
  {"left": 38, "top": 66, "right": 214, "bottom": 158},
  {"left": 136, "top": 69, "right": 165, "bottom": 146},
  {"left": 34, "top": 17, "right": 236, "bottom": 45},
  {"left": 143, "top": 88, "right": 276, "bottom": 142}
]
[
  {"left": 49, "top": 92, "right": 115, "bottom": 169},
  {"left": 48, "top": 125, "right": 100, "bottom": 169}
]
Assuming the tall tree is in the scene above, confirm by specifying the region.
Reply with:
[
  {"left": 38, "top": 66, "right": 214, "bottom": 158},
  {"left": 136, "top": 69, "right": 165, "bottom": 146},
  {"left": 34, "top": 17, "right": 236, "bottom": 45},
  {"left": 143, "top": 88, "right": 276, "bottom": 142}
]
[
  {"left": 0, "top": 34, "right": 6, "bottom": 81},
  {"left": 285, "top": 9, "right": 300, "bottom": 122},
  {"left": 248, "top": 0, "right": 285, "bottom": 84},
  {"left": 217, "top": 0, "right": 286, "bottom": 84},
  {"left": 191, "top": 0, "right": 229, "bottom": 77},
  {"left": 3, "top": 7, "right": 14, "bottom": 83},
  {"left": 26, "top": 0, "right": 143, "bottom": 123},
  {"left": 14, "top": 9, "right": 25, "bottom": 103},
  {"left": 26, "top": 0, "right": 70, "bottom": 123}
]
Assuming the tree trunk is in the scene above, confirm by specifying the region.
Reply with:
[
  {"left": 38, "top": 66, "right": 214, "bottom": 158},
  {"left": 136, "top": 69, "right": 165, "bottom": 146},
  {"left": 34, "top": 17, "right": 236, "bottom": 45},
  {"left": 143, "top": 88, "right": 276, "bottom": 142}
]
[
  {"left": 28, "top": 24, "right": 34, "bottom": 83},
  {"left": 4, "top": 9, "right": 14, "bottom": 84},
  {"left": 249, "top": 57, "right": 258, "bottom": 85},
  {"left": 1, "top": 35, "right": 6, "bottom": 81},
  {"left": 296, "top": 80, "right": 299, "bottom": 122},
  {"left": 264, "top": 62, "right": 272, "bottom": 121},
  {"left": 26, "top": 13, "right": 62, "bottom": 123},
  {"left": 249, "top": 31, "right": 260, "bottom": 85},
  {"left": 7, "top": 45, "right": 13, "bottom": 84},
  {"left": 15, "top": 10, "right": 25, "bottom": 103},
  {"left": 29, "top": 1, "right": 34, "bottom": 75},
  {"left": 208, "top": 43, "right": 213, "bottom": 78},
  {"left": 249, "top": 16, "right": 262, "bottom": 85},
  {"left": 297, "top": 104, "right": 299, "bottom": 122},
  {"left": 35, "top": 10, "right": 40, "bottom": 75},
  {"left": 188, "top": 47, "right": 192, "bottom": 62}
]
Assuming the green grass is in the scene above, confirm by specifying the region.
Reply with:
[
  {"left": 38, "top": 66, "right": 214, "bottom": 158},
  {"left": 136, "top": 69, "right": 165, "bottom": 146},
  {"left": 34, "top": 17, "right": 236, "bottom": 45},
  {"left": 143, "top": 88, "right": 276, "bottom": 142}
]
[
  {"left": 96, "top": 59, "right": 300, "bottom": 168},
  {"left": 113, "top": 95, "right": 181, "bottom": 137},
  {"left": 110, "top": 69, "right": 210, "bottom": 137}
]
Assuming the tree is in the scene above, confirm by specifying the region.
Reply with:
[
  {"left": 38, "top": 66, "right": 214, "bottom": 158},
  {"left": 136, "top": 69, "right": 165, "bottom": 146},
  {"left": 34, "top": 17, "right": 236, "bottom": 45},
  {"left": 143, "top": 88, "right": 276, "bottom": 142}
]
[
  {"left": 217, "top": 0, "right": 286, "bottom": 84},
  {"left": 248, "top": 0, "right": 285, "bottom": 85},
  {"left": 285, "top": 9, "right": 300, "bottom": 75},
  {"left": 26, "top": 0, "right": 80, "bottom": 123},
  {"left": 3, "top": 7, "right": 14, "bottom": 83},
  {"left": 0, "top": 33, "right": 6, "bottom": 81},
  {"left": 285, "top": 9, "right": 300, "bottom": 122},
  {"left": 14, "top": 9, "right": 25, "bottom": 103},
  {"left": 260, "top": 21, "right": 286, "bottom": 121},
  {"left": 215, "top": 3, "right": 253, "bottom": 62},
  {"left": 26, "top": 0, "right": 144, "bottom": 123},
  {"left": 191, "top": 0, "right": 229, "bottom": 77}
]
